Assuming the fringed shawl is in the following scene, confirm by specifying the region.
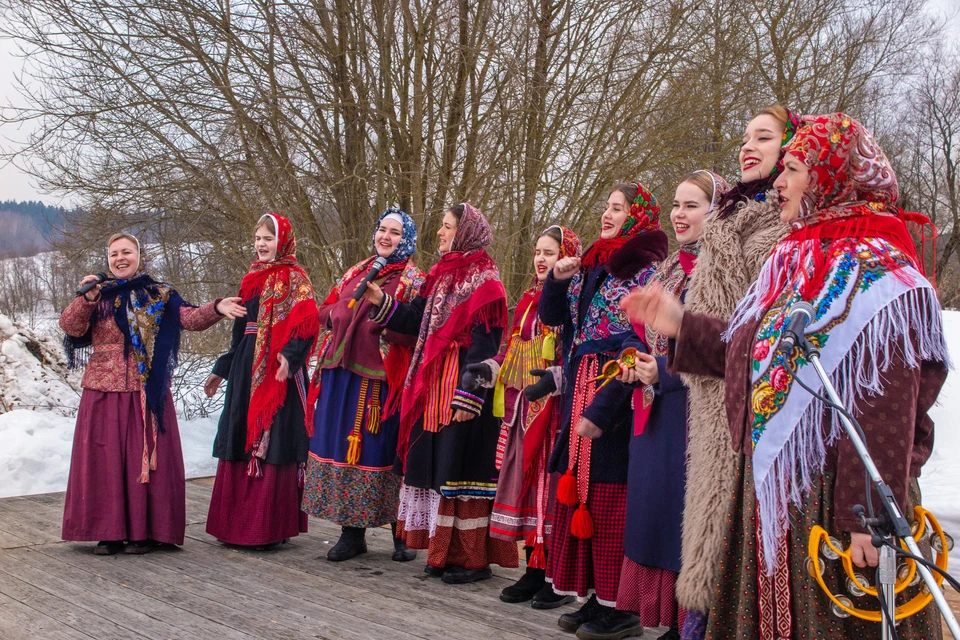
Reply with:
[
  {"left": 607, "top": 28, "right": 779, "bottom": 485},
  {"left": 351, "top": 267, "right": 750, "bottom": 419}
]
[
  {"left": 725, "top": 113, "right": 950, "bottom": 574},
  {"left": 239, "top": 214, "right": 319, "bottom": 458},
  {"left": 396, "top": 203, "right": 507, "bottom": 464},
  {"left": 65, "top": 274, "right": 186, "bottom": 432}
]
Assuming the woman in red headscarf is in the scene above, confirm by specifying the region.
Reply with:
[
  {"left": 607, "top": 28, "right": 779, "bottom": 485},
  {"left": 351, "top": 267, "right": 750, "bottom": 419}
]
[
  {"left": 204, "top": 213, "right": 319, "bottom": 548},
  {"left": 468, "top": 225, "right": 582, "bottom": 607},
  {"left": 623, "top": 114, "right": 949, "bottom": 639},
  {"left": 362, "top": 203, "right": 518, "bottom": 584},
  {"left": 539, "top": 182, "right": 668, "bottom": 637}
]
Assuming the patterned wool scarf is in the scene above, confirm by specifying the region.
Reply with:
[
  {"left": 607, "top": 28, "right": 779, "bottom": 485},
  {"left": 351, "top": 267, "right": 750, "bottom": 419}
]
[{"left": 725, "top": 114, "right": 950, "bottom": 574}]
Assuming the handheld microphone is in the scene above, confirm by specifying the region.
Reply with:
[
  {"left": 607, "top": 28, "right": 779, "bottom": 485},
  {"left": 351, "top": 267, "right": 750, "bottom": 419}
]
[
  {"left": 347, "top": 256, "right": 388, "bottom": 309},
  {"left": 76, "top": 273, "right": 109, "bottom": 297},
  {"left": 778, "top": 301, "right": 815, "bottom": 355}
]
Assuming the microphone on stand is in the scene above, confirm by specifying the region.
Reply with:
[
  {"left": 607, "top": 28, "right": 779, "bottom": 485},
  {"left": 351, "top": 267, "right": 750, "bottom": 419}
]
[
  {"left": 778, "top": 301, "right": 815, "bottom": 356},
  {"left": 347, "top": 256, "right": 389, "bottom": 309},
  {"left": 76, "top": 273, "right": 110, "bottom": 297}
]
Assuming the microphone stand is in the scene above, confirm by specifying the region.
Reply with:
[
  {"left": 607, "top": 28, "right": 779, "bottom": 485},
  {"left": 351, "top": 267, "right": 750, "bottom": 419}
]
[{"left": 795, "top": 337, "right": 960, "bottom": 639}]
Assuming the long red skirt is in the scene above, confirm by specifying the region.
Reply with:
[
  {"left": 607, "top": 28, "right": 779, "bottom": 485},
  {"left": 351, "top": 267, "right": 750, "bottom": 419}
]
[
  {"left": 62, "top": 390, "right": 186, "bottom": 545},
  {"left": 205, "top": 460, "right": 307, "bottom": 546},
  {"left": 546, "top": 482, "right": 627, "bottom": 606}
]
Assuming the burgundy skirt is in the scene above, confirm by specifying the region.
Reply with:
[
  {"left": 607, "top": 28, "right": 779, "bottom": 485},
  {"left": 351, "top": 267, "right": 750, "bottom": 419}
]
[
  {"left": 205, "top": 460, "right": 307, "bottom": 546},
  {"left": 62, "top": 390, "right": 186, "bottom": 545}
]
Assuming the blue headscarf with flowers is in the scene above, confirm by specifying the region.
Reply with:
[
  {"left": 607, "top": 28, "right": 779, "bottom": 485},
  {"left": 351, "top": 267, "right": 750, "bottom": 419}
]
[
  {"left": 65, "top": 237, "right": 188, "bottom": 432},
  {"left": 372, "top": 207, "right": 418, "bottom": 264}
]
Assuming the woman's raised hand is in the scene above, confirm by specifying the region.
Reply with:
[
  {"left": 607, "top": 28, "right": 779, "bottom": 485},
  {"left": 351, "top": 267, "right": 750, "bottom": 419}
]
[
  {"left": 620, "top": 283, "right": 684, "bottom": 338},
  {"left": 216, "top": 297, "right": 245, "bottom": 319},
  {"left": 358, "top": 280, "right": 385, "bottom": 307},
  {"left": 79, "top": 274, "right": 103, "bottom": 302},
  {"left": 553, "top": 256, "right": 581, "bottom": 281},
  {"left": 204, "top": 374, "right": 223, "bottom": 398}
]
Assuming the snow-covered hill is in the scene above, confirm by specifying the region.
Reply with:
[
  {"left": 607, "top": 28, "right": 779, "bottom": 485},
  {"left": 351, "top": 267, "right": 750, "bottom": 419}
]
[{"left": 0, "top": 311, "right": 219, "bottom": 498}]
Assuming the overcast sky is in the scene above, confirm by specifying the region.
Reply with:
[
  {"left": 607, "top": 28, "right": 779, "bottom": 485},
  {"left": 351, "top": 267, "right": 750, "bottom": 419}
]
[{"left": 1, "top": 1, "right": 958, "bottom": 206}]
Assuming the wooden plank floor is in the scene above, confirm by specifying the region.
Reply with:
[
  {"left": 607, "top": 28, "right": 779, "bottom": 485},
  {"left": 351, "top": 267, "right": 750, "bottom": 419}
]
[{"left": 0, "top": 479, "right": 672, "bottom": 640}]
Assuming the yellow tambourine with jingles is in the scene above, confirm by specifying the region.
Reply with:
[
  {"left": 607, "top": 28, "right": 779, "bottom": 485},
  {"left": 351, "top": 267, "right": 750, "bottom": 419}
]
[
  {"left": 806, "top": 506, "right": 953, "bottom": 622},
  {"left": 592, "top": 348, "right": 639, "bottom": 389}
]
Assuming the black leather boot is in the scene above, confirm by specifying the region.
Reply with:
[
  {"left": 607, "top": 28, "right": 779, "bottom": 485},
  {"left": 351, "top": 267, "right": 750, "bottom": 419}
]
[
  {"left": 500, "top": 566, "right": 546, "bottom": 603},
  {"left": 574, "top": 607, "right": 642, "bottom": 640},
  {"left": 440, "top": 565, "right": 493, "bottom": 584},
  {"left": 531, "top": 582, "right": 575, "bottom": 609},
  {"left": 390, "top": 522, "right": 416, "bottom": 562},
  {"left": 558, "top": 595, "right": 602, "bottom": 632},
  {"left": 326, "top": 526, "right": 367, "bottom": 561}
]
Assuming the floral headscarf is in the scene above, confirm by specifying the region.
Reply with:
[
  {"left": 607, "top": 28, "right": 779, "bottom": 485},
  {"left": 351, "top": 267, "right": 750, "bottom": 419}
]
[
  {"left": 786, "top": 113, "right": 899, "bottom": 223},
  {"left": 372, "top": 207, "right": 418, "bottom": 264},
  {"left": 726, "top": 115, "right": 948, "bottom": 574},
  {"left": 581, "top": 181, "right": 661, "bottom": 271},
  {"left": 239, "top": 214, "right": 318, "bottom": 470},
  {"left": 620, "top": 183, "right": 661, "bottom": 237}
]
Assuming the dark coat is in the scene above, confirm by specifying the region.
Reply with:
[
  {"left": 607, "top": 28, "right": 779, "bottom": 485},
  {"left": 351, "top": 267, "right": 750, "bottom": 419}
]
[{"left": 211, "top": 297, "right": 313, "bottom": 466}]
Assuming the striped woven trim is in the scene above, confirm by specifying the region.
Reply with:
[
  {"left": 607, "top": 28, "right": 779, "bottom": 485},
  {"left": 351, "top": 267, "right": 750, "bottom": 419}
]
[
  {"left": 244, "top": 322, "right": 258, "bottom": 335},
  {"left": 451, "top": 388, "right": 484, "bottom": 414},
  {"left": 370, "top": 293, "right": 397, "bottom": 324},
  {"left": 439, "top": 480, "right": 497, "bottom": 498}
]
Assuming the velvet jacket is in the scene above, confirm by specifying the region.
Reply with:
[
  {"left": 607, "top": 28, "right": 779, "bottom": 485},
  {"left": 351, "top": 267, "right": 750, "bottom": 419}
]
[{"left": 60, "top": 294, "right": 222, "bottom": 393}]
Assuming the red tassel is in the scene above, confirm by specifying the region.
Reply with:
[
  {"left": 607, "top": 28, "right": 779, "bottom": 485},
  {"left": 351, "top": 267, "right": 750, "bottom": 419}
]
[
  {"left": 246, "top": 457, "right": 263, "bottom": 478},
  {"left": 571, "top": 504, "right": 594, "bottom": 539},
  {"left": 557, "top": 470, "right": 578, "bottom": 506},
  {"left": 528, "top": 542, "right": 547, "bottom": 569},
  {"left": 525, "top": 530, "right": 537, "bottom": 548}
]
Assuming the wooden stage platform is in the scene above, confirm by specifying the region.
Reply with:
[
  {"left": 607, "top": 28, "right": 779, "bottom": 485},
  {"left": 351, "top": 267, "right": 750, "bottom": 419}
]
[{"left": 0, "top": 479, "right": 673, "bottom": 639}]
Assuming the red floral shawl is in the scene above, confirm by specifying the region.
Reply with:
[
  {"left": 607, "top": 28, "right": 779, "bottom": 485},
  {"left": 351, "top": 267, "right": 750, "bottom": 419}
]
[
  {"left": 396, "top": 203, "right": 507, "bottom": 463},
  {"left": 238, "top": 214, "right": 319, "bottom": 456}
]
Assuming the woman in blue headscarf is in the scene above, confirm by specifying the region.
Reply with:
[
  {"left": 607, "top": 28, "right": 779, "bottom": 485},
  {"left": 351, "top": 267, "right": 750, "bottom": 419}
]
[{"left": 303, "top": 208, "right": 425, "bottom": 562}]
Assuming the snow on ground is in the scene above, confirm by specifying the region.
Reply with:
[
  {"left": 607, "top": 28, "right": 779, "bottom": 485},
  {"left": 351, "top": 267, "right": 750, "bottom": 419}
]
[
  {"left": 0, "top": 409, "right": 219, "bottom": 499},
  {"left": 918, "top": 309, "right": 960, "bottom": 568}
]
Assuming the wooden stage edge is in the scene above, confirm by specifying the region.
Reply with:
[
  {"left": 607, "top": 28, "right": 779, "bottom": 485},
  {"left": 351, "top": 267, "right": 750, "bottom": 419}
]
[
  {"left": 0, "top": 479, "right": 956, "bottom": 639},
  {"left": 0, "top": 479, "right": 670, "bottom": 640}
]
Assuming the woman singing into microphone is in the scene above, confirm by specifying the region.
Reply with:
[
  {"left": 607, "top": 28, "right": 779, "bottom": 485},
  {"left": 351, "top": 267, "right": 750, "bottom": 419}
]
[
  {"left": 60, "top": 233, "right": 244, "bottom": 555},
  {"left": 623, "top": 114, "right": 948, "bottom": 639},
  {"left": 204, "top": 214, "right": 318, "bottom": 549},
  {"left": 303, "top": 208, "right": 424, "bottom": 562}
]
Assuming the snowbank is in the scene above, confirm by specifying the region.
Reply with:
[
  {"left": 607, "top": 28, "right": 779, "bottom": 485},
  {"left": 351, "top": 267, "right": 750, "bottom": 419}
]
[
  {"left": 918, "top": 309, "right": 960, "bottom": 568},
  {"left": 0, "top": 409, "right": 219, "bottom": 499},
  {"left": 0, "top": 313, "right": 81, "bottom": 415}
]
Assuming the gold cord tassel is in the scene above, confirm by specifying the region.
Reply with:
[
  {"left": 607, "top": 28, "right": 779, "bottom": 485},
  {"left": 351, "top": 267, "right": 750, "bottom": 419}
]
[
  {"left": 366, "top": 380, "right": 381, "bottom": 434},
  {"left": 346, "top": 378, "right": 369, "bottom": 465}
]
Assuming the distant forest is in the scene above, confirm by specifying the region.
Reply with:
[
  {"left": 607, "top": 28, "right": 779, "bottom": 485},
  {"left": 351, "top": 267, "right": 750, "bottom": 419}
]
[{"left": 0, "top": 200, "right": 67, "bottom": 257}]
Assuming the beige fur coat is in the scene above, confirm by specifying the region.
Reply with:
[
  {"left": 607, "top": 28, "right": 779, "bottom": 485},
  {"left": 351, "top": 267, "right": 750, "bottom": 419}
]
[{"left": 675, "top": 192, "right": 788, "bottom": 611}]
